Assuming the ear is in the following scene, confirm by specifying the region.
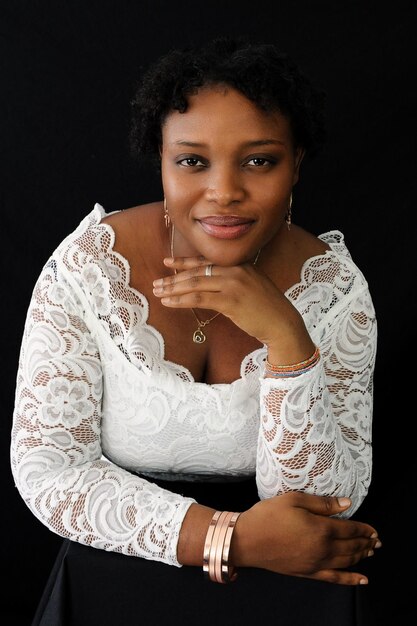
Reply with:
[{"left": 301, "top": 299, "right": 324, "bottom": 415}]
[{"left": 293, "top": 147, "right": 305, "bottom": 184}]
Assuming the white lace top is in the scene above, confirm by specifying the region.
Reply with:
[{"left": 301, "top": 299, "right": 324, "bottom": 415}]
[{"left": 10, "top": 204, "right": 377, "bottom": 567}]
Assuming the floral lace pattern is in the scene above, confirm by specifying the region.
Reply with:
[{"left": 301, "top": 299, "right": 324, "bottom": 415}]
[{"left": 10, "top": 204, "right": 377, "bottom": 566}]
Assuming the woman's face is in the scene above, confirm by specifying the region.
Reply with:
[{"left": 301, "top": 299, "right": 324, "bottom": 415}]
[{"left": 160, "top": 85, "right": 304, "bottom": 266}]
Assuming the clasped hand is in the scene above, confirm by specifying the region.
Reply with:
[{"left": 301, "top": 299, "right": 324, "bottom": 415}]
[
  {"left": 233, "top": 492, "right": 380, "bottom": 585},
  {"left": 153, "top": 255, "right": 304, "bottom": 348}
]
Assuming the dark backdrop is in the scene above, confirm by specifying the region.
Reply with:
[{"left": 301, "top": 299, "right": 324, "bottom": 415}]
[{"left": 1, "top": 1, "right": 415, "bottom": 624}]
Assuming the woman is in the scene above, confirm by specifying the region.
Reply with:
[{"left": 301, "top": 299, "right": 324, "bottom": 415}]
[{"left": 11, "top": 37, "right": 380, "bottom": 625}]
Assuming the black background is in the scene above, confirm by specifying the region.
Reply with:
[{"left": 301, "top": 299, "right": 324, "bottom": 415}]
[{"left": 1, "top": 1, "right": 415, "bottom": 624}]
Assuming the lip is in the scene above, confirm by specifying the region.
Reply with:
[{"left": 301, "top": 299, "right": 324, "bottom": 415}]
[{"left": 198, "top": 216, "right": 254, "bottom": 240}]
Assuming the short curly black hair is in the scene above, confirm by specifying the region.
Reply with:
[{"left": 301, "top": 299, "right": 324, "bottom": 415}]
[{"left": 129, "top": 37, "right": 326, "bottom": 166}]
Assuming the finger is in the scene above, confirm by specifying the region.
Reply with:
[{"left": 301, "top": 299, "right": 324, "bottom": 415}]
[
  {"left": 326, "top": 517, "right": 378, "bottom": 541},
  {"left": 329, "top": 535, "right": 382, "bottom": 558},
  {"left": 306, "top": 569, "right": 369, "bottom": 586},
  {"left": 291, "top": 493, "right": 353, "bottom": 516},
  {"left": 329, "top": 549, "right": 374, "bottom": 570},
  {"left": 154, "top": 266, "right": 220, "bottom": 289},
  {"left": 153, "top": 275, "right": 222, "bottom": 298},
  {"left": 163, "top": 256, "right": 208, "bottom": 271},
  {"left": 289, "top": 493, "right": 378, "bottom": 539},
  {"left": 155, "top": 287, "right": 226, "bottom": 311},
  {"left": 320, "top": 543, "right": 377, "bottom": 571},
  {"left": 290, "top": 493, "right": 378, "bottom": 538}
]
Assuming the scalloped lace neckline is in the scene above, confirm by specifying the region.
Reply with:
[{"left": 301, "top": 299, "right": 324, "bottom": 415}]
[{"left": 91, "top": 204, "right": 345, "bottom": 386}]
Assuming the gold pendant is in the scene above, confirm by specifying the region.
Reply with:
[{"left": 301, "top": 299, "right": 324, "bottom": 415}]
[{"left": 193, "top": 329, "right": 206, "bottom": 343}]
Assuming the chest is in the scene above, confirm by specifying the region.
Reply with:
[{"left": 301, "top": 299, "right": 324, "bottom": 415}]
[
  {"left": 129, "top": 267, "right": 261, "bottom": 384},
  {"left": 100, "top": 209, "right": 326, "bottom": 384}
]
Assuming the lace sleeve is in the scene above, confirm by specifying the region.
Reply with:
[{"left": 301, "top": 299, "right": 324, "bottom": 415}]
[
  {"left": 256, "top": 285, "right": 377, "bottom": 517},
  {"left": 10, "top": 259, "right": 195, "bottom": 565}
]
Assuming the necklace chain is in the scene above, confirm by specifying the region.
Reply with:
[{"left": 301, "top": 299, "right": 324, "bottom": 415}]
[
  {"left": 191, "top": 308, "right": 220, "bottom": 327},
  {"left": 169, "top": 224, "right": 260, "bottom": 343}
]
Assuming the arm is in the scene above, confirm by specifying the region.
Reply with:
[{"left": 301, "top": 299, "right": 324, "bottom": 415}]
[
  {"left": 153, "top": 255, "right": 380, "bottom": 584},
  {"left": 256, "top": 285, "right": 376, "bottom": 515},
  {"left": 10, "top": 259, "right": 196, "bottom": 565},
  {"left": 153, "top": 252, "right": 376, "bottom": 513},
  {"left": 176, "top": 285, "right": 380, "bottom": 584}
]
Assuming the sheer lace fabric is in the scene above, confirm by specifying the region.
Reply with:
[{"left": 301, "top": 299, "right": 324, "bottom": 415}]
[{"left": 10, "top": 204, "right": 377, "bottom": 566}]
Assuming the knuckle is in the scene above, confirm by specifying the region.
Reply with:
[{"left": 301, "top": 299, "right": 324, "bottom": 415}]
[
  {"left": 360, "top": 538, "right": 371, "bottom": 553},
  {"left": 326, "top": 570, "right": 340, "bottom": 584},
  {"left": 323, "top": 496, "right": 334, "bottom": 513},
  {"left": 190, "top": 275, "right": 200, "bottom": 287},
  {"left": 342, "top": 554, "right": 356, "bottom": 568},
  {"left": 282, "top": 491, "right": 299, "bottom": 507},
  {"left": 192, "top": 292, "right": 203, "bottom": 306},
  {"left": 314, "top": 525, "right": 332, "bottom": 551},
  {"left": 161, "top": 277, "right": 175, "bottom": 291}
]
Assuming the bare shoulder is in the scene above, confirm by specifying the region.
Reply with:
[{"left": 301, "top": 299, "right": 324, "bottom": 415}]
[
  {"left": 101, "top": 201, "right": 162, "bottom": 231},
  {"left": 101, "top": 201, "right": 163, "bottom": 260},
  {"left": 271, "top": 224, "right": 331, "bottom": 292},
  {"left": 291, "top": 224, "right": 331, "bottom": 259}
]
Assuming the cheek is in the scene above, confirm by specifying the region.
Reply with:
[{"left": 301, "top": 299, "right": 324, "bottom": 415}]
[
  {"left": 253, "top": 176, "right": 290, "bottom": 207},
  {"left": 161, "top": 171, "right": 201, "bottom": 222},
  {"left": 250, "top": 178, "right": 292, "bottom": 227},
  {"left": 162, "top": 161, "right": 195, "bottom": 196},
  {"left": 163, "top": 176, "right": 199, "bottom": 207}
]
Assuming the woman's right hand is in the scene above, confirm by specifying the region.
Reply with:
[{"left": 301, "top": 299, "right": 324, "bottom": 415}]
[{"left": 231, "top": 492, "right": 381, "bottom": 585}]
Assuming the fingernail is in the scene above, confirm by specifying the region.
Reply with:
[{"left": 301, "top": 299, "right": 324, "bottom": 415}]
[
  {"left": 153, "top": 279, "right": 163, "bottom": 286},
  {"left": 337, "top": 497, "right": 351, "bottom": 507},
  {"left": 370, "top": 532, "right": 378, "bottom": 539},
  {"left": 375, "top": 540, "right": 382, "bottom": 549},
  {"left": 359, "top": 578, "right": 368, "bottom": 585},
  {"left": 164, "top": 257, "right": 174, "bottom": 265},
  {"left": 367, "top": 549, "right": 374, "bottom": 557}
]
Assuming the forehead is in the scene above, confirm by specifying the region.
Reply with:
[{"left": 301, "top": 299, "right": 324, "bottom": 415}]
[{"left": 161, "top": 86, "right": 293, "bottom": 145}]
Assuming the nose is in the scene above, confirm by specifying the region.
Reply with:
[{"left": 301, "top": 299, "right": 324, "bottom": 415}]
[{"left": 204, "top": 165, "right": 245, "bottom": 206}]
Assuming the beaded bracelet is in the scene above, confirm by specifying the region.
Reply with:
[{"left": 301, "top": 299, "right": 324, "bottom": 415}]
[
  {"left": 203, "top": 510, "right": 241, "bottom": 584},
  {"left": 265, "top": 346, "right": 320, "bottom": 378}
]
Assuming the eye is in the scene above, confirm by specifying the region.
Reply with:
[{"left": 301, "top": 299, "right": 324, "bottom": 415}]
[
  {"left": 245, "top": 157, "right": 275, "bottom": 167},
  {"left": 177, "top": 157, "right": 206, "bottom": 167}
]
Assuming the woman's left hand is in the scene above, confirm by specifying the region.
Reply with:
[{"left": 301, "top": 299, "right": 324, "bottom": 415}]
[{"left": 153, "top": 255, "right": 312, "bottom": 354}]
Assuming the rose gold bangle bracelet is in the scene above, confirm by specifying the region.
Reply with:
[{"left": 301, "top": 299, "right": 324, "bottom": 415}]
[
  {"left": 213, "top": 511, "right": 234, "bottom": 583},
  {"left": 203, "top": 510, "right": 222, "bottom": 579},
  {"left": 220, "top": 512, "right": 241, "bottom": 583},
  {"left": 209, "top": 511, "right": 228, "bottom": 583},
  {"left": 203, "top": 510, "right": 241, "bottom": 584}
]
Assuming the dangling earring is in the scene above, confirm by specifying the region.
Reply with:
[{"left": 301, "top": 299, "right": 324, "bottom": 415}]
[
  {"left": 163, "top": 198, "right": 170, "bottom": 229},
  {"left": 285, "top": 193, "right": 293, "bottom": 231}
]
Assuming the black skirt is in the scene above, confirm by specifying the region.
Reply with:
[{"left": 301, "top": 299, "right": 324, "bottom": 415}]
[{"left": 32, "top": 477, "right": 376, "bottom": 626}]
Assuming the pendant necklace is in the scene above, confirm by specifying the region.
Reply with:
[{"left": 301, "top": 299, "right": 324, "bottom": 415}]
[{"left": 170, "top": 224, "right": 261, "bottom": 344}]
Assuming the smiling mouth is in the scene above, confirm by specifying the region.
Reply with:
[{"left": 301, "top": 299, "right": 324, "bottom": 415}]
[{"left": 198, "top": 216, "right": 254, "bottom": 239}]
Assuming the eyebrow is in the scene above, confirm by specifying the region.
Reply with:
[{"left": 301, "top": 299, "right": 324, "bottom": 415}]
[{"left": 172, "top": 139, "right": 285, "bottom": 148}]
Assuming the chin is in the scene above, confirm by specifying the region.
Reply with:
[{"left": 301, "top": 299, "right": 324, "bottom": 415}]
[{"left": 204, "top": 250, "right": 258, "bottom": 267}]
